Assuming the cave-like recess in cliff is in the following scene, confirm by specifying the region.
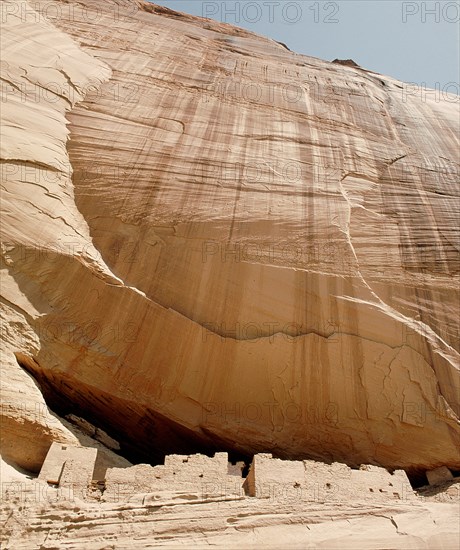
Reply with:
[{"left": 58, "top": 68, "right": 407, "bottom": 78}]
[
  {"left": 16, "top": 353, "right": 441, "bottom": 488},
  {"left": 16, "top": 354, "right": 251, "bottom": 467}
]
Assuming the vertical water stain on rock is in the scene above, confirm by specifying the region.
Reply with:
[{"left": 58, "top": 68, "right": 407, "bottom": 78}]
[{"left": 1, "top": 5, "right": 459, "bottom": 544}]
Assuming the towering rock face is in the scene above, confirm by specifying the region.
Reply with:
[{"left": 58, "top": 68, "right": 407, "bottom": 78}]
[{"left": 1, "top": 0, "right": 459, "bottom": 473}]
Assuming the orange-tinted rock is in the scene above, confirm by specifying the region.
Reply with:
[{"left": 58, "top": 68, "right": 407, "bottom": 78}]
[{"left": 1, "top": 0, "right": 459, "bottom": 475}]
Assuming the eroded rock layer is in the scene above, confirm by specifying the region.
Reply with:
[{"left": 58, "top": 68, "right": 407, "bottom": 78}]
[{"left": 1, "top": 0, "right": 459, "bottom": 472}]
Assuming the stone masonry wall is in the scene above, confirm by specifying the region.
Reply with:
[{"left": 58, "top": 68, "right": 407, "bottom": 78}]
[
  {"left": 104, "top": 452, "right": 244, "bottom": 502},
  {"left": 245, "top": 454, "right": 416, "bottom": 503},
  {"left": 38, "top": 443, "right": 98, "bottom": 486}
]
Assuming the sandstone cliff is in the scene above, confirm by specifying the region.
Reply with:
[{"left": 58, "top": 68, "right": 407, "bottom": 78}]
[{"left": 1, "top": 0, "right": 459, "bottom": 480}]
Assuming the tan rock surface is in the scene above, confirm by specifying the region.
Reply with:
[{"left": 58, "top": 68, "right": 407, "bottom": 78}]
[
  {"left": 1, "top": 484, "right": 459, "bottom": 549},
  {"left": 1, "top": 0, "right": 459, "bottom": 482}
]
